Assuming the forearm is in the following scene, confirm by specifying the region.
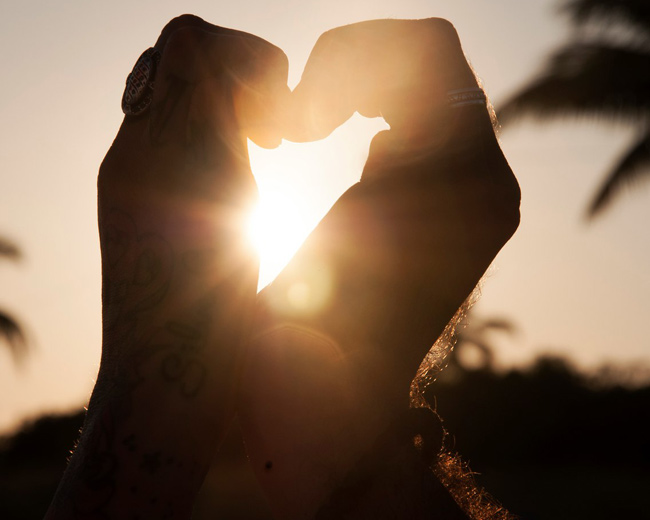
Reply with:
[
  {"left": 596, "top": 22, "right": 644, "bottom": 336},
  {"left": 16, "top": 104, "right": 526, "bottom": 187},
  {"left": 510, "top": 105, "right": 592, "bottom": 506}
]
[
  {"left": 314, "top": 437, "right": 469, "bottom": 520},
  {"left": 46, "top": 202, "right": 258, "bottom": 519},
  {"left": 240, "top": 97, "right": 520, "bottom": 518},
  {"left": 259, "top": 118, "right": 519, "bottom": 388},
  {"left": 45, "top": 13, "right": 289, "bottom": 518},
  {"left": 45, "top": 398, "right": 200, "bottom": 519}
]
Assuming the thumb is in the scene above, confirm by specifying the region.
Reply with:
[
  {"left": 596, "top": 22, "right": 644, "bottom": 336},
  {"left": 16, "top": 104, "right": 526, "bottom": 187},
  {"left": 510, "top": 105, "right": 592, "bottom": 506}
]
[{"left": 283, "top": 18, "right": 474, "bottom": 143}]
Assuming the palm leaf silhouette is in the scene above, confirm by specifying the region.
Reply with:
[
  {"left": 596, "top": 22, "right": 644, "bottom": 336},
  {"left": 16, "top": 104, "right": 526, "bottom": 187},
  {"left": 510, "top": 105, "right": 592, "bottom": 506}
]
[
  {"left": 0, "top": 237, "right": 21, "bottom": 260},
  {"left": 0, "top": 311, "right": 26, "bottom": 363},
  {"left": 562, "top": 0, "right": 650, "bottom": 34},
  {"left": 0, "top": 236, "right": 27, "bottom": 364},
  {"left": 498, "top": 0, "right": 650, "bottom": 217},
  {"left": 498, "top": 44, "right": 650, "bottom": 123},
  {"left": 589, "top": 130, "right": 650, "bottom": 215},
  {"left": 453, "top": 316, "right": 518, "bottom": 371}
]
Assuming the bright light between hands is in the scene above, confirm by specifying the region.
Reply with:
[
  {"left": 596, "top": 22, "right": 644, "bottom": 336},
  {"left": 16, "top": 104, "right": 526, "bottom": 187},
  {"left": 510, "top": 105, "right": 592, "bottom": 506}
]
[
  {"left": 246, "top": 115, "right": 387, "bottom": 290},
  {"left": 246, "top": 186, "right": 314, "bottom": 289}
]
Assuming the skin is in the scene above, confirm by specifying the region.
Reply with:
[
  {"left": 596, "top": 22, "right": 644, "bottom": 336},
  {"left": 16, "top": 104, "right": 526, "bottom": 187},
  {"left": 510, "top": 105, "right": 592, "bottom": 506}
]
[
  {"left": 239, "top": 19, "right": 520, "bottom": 519},
  {"left": 45, "top": 15, "right": 520, "bottom": 520},
  {"left": 45, "top": 15, "right": 289, "bottom": 519}
]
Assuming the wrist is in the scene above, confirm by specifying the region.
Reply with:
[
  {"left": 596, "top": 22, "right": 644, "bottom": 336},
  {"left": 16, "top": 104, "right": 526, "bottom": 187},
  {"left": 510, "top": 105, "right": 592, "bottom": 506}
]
[
  {"left": 46, "top": 399, "right": 204, "bottom": 520},
  {"left": 314, "top": 408, "right": 468, "bottom": 520}
]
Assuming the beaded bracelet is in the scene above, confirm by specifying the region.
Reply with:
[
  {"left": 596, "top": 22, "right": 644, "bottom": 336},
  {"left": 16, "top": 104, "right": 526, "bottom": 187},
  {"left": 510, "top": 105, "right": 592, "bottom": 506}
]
[{"left": 447, "top": 87, "right": 487, "bottom": 108}]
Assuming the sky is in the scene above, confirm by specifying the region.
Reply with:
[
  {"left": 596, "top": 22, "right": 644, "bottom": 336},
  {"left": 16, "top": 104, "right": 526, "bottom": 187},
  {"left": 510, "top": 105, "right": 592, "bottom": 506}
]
[{"left": 0, "top": 0, "right": 648, "bottom": 434}]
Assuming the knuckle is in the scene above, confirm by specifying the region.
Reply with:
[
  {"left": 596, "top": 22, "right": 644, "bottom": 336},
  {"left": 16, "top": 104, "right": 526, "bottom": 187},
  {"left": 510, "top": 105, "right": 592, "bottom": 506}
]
[
  {"left": 227, "top": 36, "right": 289, "bottom": 83},
  {"left": 421, "top": 18, "right": 461, "bottom": 45},
  {"left": 265, "top": 43, "right": 289, "bottom": 68},
  {"left": 314, "top": 27, "right": 340, "bottom": 50},
  {"left": 165, "top": 26, "right": 201, "bottom": 54},
  {"left": 163, "top": 14, "right": 205, "bottom": 33},
  {"left": 159, "top": 27, "right": 204, "bottom": 79},
  {"left": 257, "top": 44, "right": 289, "bottom": 78},
  {"left": 423, "top": 17, "right": 455, "bottom": 32},
  {"left": 157, "top": 15, "right": 207, "bottom": 61}
]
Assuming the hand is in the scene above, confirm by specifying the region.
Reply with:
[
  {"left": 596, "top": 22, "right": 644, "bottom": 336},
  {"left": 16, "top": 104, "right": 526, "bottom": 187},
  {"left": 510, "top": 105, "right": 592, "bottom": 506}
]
[
  {"left": 47, "top": 15, "right": 288, "bottom": 520},
  {"left": 239, "top": 19, "right": 520, "bottom": 519},
  {"left": 285, "top": 18, "right": 479, "bottom": 143}
]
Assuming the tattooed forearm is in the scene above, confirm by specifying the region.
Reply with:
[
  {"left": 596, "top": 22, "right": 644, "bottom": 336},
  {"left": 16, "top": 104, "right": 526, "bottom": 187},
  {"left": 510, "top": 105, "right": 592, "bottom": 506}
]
[{"left": 46, "top": 204, "right": 257, "bottom": 519}]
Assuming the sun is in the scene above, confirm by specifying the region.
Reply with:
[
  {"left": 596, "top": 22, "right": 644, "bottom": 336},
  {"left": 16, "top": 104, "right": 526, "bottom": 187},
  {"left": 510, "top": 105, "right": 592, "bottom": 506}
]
[
  {"left": 246, "top": 185, "right": 314, "bottom": 289},
  {"left": 245, "top": 114, "right": 386, "bottom": 290}
]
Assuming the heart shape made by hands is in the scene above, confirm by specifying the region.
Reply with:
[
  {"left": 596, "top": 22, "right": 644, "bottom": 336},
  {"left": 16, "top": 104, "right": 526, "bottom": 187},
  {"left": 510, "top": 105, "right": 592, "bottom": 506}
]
[{"left": 239, "top": 18, "right": 479, "bottom": 286}]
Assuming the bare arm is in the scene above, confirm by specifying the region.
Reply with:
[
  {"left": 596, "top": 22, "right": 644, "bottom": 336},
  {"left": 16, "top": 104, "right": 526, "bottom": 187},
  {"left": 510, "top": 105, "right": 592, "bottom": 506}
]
[
  {"left": 45, "top": 15, "right": 288, "bottom": 519},
  {"left": 239, "top": 18, "right": 520, "bottom": 519}
]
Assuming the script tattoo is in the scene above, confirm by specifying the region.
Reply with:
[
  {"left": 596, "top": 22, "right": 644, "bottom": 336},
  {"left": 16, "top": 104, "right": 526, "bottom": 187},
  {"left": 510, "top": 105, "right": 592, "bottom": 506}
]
[
  {"left": 65, "top": 208, "right": 220, "bottom": 518},
  {"left": 99, "top": 209, "right": 221, "bottom": 400}
]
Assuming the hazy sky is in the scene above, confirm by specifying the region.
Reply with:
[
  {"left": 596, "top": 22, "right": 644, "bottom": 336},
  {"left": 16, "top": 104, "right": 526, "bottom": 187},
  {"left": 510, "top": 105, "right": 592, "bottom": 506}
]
[{"left": 1, "top": 0, "right": 648, "bottom": 433}]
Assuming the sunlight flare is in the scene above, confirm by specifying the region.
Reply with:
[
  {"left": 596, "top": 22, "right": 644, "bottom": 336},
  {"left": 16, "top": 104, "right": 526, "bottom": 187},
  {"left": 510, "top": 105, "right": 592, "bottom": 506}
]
[
  {"left": 246, "top": 115, "right": 386, "bottom": 289},
  {"left": 246, "top": 185, "right": 314, "bottom": 289}
]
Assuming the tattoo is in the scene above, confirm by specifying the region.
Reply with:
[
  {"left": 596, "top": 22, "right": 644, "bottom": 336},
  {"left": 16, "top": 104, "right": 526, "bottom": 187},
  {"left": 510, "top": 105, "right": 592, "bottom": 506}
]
[
  {"left": 102, "top": 211, "right": 173, "bottom": 318},
  {"left": 140, "top": 451, "right": 162, "bottom": 474},
  {"left": 62, "top": 209, "right": 219, "bottom": 518},
  {"left": 159, "top": 322, "right": 206, "bottom": 397},
  {"left": 73, "top": 405, "right": 118, "bottom": 517},
  {"left": 149, "top": 76, "right": 190, "bottom": 145},
  {"left": 100, "top": 209, "right": 223, "bottom": 401},
  {"left": 122, "top": 433, "right": 138, "bottom": 452}
]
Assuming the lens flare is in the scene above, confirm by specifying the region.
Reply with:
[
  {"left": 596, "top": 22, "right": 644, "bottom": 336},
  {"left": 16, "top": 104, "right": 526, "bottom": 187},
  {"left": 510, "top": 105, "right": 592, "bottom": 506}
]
[{"left": 246, "top": 187, "right": 313, "bottom": 289}]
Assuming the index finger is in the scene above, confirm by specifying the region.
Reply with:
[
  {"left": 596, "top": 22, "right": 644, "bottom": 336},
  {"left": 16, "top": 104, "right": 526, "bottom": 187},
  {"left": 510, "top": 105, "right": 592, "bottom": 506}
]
[
  {"left": 284, "top": 18, "right": 473, "bottom": 142},
  {"left": 150, "top": 15, "right": 290, "bottom": 149}
]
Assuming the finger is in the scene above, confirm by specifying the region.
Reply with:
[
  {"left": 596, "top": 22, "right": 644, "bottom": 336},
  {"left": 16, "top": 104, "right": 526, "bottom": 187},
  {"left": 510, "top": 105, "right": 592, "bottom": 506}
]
[
  {"left": 284, "top": 18, "right": 473, "bottom": 142},
  {"left": 220, "top": 34, "right": 290, "bottom": 149},
  {"left": 150, "top": 15, "right": 289, "bottom": 150}
]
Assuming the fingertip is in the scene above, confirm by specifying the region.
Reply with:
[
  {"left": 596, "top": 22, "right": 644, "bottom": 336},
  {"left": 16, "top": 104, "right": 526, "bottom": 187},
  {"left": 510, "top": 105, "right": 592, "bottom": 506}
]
[
  {"left": 154, "top": 14, "right": 207, "bottom": 49},
  {"left": 280, "top": 81, "right": 355, "bottom": 143},
  {"left": 245, "top": 83, "right": 291, "bottom": 149}
]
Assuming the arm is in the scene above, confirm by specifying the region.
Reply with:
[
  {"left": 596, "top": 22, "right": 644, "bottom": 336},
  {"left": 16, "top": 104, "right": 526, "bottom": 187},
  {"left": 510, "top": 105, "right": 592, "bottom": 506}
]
[
  {"left": 45, "top": 15, "right": 288, "bottom": 519},
  {"left": 239, "top": 18, "right": 520, "bottom": 519}
]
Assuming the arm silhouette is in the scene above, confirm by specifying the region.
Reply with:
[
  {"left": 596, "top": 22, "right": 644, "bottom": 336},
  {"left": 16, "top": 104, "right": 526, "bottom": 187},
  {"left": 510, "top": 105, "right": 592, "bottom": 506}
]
[
  {"left": 239, "top": 18, "right": 520, "bottom": 520},
  {"left": 45, "top": 15, "right": 288, "bottom": 520}
]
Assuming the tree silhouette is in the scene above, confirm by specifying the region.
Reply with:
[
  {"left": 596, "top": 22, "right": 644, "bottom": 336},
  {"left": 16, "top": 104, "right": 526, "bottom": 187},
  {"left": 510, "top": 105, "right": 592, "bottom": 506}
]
[
  {"left": 452, "top": 316, "right": 517, "bottom": 371},
  {"left": 498, "top": 0, "right": 650, "bottom": 217},
  {"left": 0, "top": 236, "right": 26, "bottom": 364}
]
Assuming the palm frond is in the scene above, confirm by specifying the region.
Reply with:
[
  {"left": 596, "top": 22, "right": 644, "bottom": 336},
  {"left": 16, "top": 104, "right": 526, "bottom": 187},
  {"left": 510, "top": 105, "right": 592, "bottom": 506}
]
[
  {"left": 588, "top": 130, "right": 650, "bottom": 216},
  {"left": 498, "top": 43, "right": 650, "bottom": 124},
  {"left": 562, "top": 0, "right": 650, "bottom": 34},
  {"left": 0, "top": 310, "right": 27, "bottom": 364},
  {"left": 0, "top": 237, "right": 21, "bottom": 260},
  {"left": 476, "top": 318, "right": 518, "bottom": 334},
  {"left": 456, "top": 316, "right": 517, "bottom": 345}
]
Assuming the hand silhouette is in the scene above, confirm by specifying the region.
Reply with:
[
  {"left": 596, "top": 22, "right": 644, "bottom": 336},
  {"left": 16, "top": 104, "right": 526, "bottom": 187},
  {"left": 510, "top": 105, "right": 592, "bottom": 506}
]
[
  {"left": 47, "top": 14, "right": 289, "bottom": 519},
  {"left": 47, "top": 16, "right": 520, "bottom": 520},
  {"left": 239, "top": 19, "right": 520, "bottom": 519}
]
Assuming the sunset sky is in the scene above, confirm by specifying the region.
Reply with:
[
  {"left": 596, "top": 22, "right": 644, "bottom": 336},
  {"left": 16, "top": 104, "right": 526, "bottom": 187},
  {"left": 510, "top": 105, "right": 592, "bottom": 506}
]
[{"left": 1, "top": 0, "right": 648, "bottom": 434}]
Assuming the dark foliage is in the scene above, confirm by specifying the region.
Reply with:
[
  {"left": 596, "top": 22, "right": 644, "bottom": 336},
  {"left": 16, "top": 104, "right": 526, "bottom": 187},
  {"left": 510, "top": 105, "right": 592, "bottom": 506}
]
[
  {"left": 1, "top": 356, "right": 649, "bottom": 519},
  {"left": 0, "top": 413, "right": 84, "bottom": 520},
  {"left": 562, "top": 0, "right": 650, "bottom": 34},
  {"left": 0, "top": 236, "right": 27, "bottom": 363},
  {"left": 430, "top": 356, "right": 650, "bottom": 519},
  {"left": 498, "top": 0, "right": 650, "bottom": 217}
]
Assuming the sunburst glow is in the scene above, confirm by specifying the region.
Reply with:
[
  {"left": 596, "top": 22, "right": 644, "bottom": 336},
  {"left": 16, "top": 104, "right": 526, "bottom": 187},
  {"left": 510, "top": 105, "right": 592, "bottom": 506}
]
[
  {"left": 246, "top": 185, "right": 314, "bottom": 289},
  {"left": 247, "top": 115, "right": 387, "bottom": 289}
]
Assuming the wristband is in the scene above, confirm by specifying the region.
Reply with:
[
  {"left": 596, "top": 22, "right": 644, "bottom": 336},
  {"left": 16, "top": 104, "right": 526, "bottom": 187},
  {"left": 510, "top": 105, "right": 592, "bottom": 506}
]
[{"left": 447, "top": 88, "right": 487, "bottom": 108}]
